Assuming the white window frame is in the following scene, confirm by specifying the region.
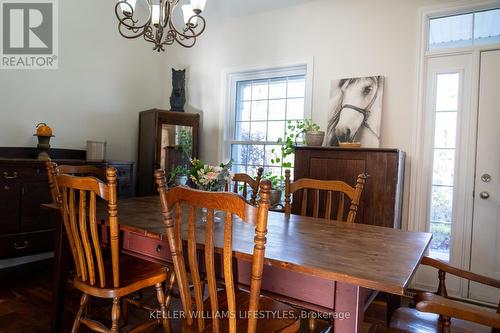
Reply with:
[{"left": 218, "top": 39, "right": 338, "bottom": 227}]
[
  {"left": 409, "top": 0, "right": 500, "bottom": 299},
  {"left": 220, "top": 60, "right": 314, "bottom": 164}
]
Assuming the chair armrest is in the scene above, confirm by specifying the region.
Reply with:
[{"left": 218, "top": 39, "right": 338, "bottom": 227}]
[
  {"left": 415, "top": 293, "right": 500, "bottom": 328},
  {"left": 421, "top": 256, "right": 500, "bottom": 289}
]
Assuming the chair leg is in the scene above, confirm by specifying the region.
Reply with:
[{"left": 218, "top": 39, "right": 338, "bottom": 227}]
[
  {"left": 111, "top": 297, "right": 121, "bottom": 333},
  {"left": 122, "top": 298, "right": 129, "bottom": 326},
  {"left": 155, "top": 283, "right": 171, "bottom": 333},
  {"left": 308, "top": 316, "right": 316, "bottom": 331},
  {"left": 71, "top": 293, "right": 89, "bottom": 333},
  {"left": 441, "top": 315, "right": 451, "bottom": 333},
  {"left": 164, "top": 272, "right": 176, "bottom": 310}
]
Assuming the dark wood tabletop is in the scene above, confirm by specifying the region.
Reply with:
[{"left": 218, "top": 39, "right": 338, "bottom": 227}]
[{"left": 62, "top": 196, "right": 429, "bottom": 296}]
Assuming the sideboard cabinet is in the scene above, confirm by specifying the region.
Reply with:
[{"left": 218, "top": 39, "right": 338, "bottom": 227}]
[
  {"left": 0, "top": 148, "right": 134, "bottom": 260},
  {"left": 293, "top": 146, "right": 405, "bottom": 228}
]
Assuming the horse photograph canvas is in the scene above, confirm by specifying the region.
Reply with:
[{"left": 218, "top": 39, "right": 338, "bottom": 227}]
[{"left": 326, "top": 76, "right": 385, "bottom": 147}]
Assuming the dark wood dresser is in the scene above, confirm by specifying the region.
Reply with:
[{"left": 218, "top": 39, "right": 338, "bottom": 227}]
[
  {"left": 293, "top": 146, "right": 405, "bottom": 228},
  {"left": 0, "top": 148, "right": 134, "bottom": 260}
]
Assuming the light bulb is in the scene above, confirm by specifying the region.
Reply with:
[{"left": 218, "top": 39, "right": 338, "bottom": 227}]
[
  {"left": 191, "top": 0, "right": 206, "bottom": 13},
  {"left": 119, "top": 0, "right": 137, "bottom": 14},
  {"left": 152, "top": 4, "right": 160, "bottom": 25},
  {"left": 182, "top": 4, "right": 198, "bottom": 26}
]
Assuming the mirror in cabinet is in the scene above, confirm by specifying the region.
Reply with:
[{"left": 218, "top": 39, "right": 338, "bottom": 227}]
[{"left": 138, "top": 109, "right": 200, "bottom": 196}]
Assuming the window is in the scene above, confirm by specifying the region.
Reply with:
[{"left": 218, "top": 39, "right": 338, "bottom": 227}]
[
  {"left": 429, "top": 8, "right": 500, "bottom": 50},
  {"left": 428, "top": 72, "right": 460, "bottom": 261},
  {"left": 227, "top": 65, "right": 308, "bottom": 180}
]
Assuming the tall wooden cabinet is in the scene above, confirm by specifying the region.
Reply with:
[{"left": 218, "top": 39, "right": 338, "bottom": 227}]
[
  {"left": 293, "top": 146, "right": 405, "bottom": 228},
  {"left": 137, "top": 109, "right": 200, "bottom": 196},
  {"left": 0, "top": 147, "right": 134, "bottom": 260}
]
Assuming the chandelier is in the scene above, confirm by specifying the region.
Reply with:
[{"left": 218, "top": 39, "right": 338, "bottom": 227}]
[{"left": 115, "top": 0, "right": 207, "bottom": 52}]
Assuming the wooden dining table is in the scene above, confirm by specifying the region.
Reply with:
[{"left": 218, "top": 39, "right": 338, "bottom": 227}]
[{"left": 47, "top": 196, "right": 431, "bottom": 333}]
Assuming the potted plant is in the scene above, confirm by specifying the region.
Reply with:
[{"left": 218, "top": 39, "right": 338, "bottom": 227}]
[
  {"left": 261, "top": 171, "right": 284, "bottom": 207},
  {"left": 168, "top": 165, "right": 189, "bottom": 186},
  {"left": 300, "top": 119, "right": 324, "bottom": 146}
]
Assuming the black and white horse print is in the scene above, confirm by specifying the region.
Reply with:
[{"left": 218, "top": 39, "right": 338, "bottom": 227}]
[{"left": 326, "top": 76, "right": 384, "bottom": 147}]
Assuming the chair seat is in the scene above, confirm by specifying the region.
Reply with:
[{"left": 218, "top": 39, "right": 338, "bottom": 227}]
[
  {"left": 181, "top": 289, "right": 301, "bottom": 333},
  {"left": 390, "top": 307, "right": 492, "bottom": 333},
  {"left": 73, "top": 253, "right": 169, "bottom": 298}
]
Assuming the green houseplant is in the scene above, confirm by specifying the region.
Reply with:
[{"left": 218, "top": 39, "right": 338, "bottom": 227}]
[
  {"left": 168, "top": 165, "right": 189, "bottom": 186},
  {"left": 301, "top": 119, "right": 324, "bottom": 146}
]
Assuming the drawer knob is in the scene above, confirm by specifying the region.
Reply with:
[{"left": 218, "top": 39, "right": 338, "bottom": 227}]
[
  {"left": 13, "top": 241, "right": 29, "bottom": 250},
  {"left": 3, "top": 185, "right": 9, "bottom": 190},
  {"left": 3, "top": 171, "right": 18, "bottom": 179},
  {"left": 156, "top": 245, "right": 162, "bottom": 253}
]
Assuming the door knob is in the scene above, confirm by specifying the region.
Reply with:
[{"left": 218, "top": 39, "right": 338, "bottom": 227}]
[
  {"left": 479, "top": 191, "right": 490, "bottom": 199},
  {"left": 481, "top": 174, "right": 491, "bottom": 183}
]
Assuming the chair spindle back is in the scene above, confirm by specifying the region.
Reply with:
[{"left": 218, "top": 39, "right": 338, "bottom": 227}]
[
  {"left": 284, "top": 170, "right": 367, "bottom": 223},
  {"left": 53, "top": 167, "right": 119, "bottom": 289},
  {"left": 225, "top": 167, "right": 264, "bottom": 205},
  {"left": 155, "top": 169, "right": 271, "bottom": 333}
]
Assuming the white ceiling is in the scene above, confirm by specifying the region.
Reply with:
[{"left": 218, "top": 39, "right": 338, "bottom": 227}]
[{"left": 203, "top": 0, "right": 316, "bottom": 19}]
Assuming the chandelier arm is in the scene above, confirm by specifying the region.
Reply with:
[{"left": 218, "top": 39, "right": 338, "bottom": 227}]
[
  {"left": 115, "top": 0, "right": 152, "bottom": 31},
  {"left": 167, "top": 14, "right": 206, "bottom": 41},
  {"left": 118, "top": 22, "right": 146, "bottom": 39}
]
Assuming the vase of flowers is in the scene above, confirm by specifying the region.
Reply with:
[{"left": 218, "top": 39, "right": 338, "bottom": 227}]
[
  {"left": 189, "top": 159, "right": 234, "bottom": 191},
  {"left": 189, "top": 159, "right": 233, "bottom": 223}
]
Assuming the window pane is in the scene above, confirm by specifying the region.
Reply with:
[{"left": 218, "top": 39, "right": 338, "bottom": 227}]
[
  {"left": 238, "top": 81, "right": 252, "bottom": 101},
  {"left": 287, "top": 98, "right": 305, "bottom": 120},
  {"left": 265, "top": 145, "right": 281, "bottom": 166},
  {"left": 436, "top": 73, "right": 459, "bottom": 111},
  {"left": 474, "top": 9, "right": 500, "bottom": 43},
  {"left": 236, "top": 101, "right": 251, "bottom": 121},
  {"left": 268, "top": 99, "right": 286, "bottom": 120},
  {"left": 231, "top": 145, "right": 247, "bottom": 164},
  {"left": 432, "top": 149, "right": 455, "bottom": 186},
  {"left": 430, "top": 185, "right": 453, "bottom": 222},
  {"left": 251, "top": 100, "right": 267, "bottom": 121},
  {"left": 250, "top": 121, "right": 267, "bottom": 141},
  {"left": 267, "top": 121, "right": 285, "bottom": 142},
  {"left": 434, "top": 112, "right": 457, "bottom": 148},
  {"left": 232, "top": 164, "right": 246, "bottom": 174},
  {"left": 287, "top": 76, "right": 306, "bottom": 98},
  {"left": 252, "top": 80, "right": 268, "bottom": 100},
  {"left": 429, "top": 13, "right": 473, "bottom": 49},
  {"left": 269, "top": 78, "right": 287, "bottom": 99},
  {"left": 246, "top": 145, "right": 264, "bottom": 166},
  {"left": 429, "top": 222, "right": 451, "bottom": 261},
  {"left": 265, "top": 166, "right": 282, "bottom": 178},
  {"left": 235, "top": 122, "right": 250, "bottom": 141}
]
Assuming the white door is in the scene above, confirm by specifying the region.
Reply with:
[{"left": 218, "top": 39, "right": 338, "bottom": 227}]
[{"left": 469, "top": 49, "right": 500, "bottom": 304}]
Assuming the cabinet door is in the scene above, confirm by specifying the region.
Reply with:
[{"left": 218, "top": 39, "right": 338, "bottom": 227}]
[
  {"left": 0, "top": 182, "right": 21, "bottom": 234},
  {"left": 21, "top": 182, "right": 52, "bottom": 231}
]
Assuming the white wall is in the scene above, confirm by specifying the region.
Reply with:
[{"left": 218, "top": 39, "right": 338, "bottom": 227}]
[
  {"left": 163, "top": 0, "right": 453, "bottom": 227},
  {"left": 0, "top": 0, "right": 167, "bottom": 162}
]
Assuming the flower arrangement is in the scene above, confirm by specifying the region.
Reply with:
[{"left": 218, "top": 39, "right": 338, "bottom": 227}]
[{"left": 189, "top": 159, "right": 234, "bottom": 191}]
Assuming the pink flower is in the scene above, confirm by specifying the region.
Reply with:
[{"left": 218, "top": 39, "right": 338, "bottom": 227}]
[{"left": 206, "top": 171, "right": 218, "bottom": 180}]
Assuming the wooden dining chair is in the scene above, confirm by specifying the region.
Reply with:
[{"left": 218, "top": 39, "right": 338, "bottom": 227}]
[
  {"left": 46, "top": 162, "right": 110, "bottom": 279},
  {"left": 225, "top": 167, "right": 264, "bottom": 205},
  {"left": 284, "top": 169, "right": 367, "bottom": 223},
  {"left": 52, "top": 167, "right": 172, "bottom": 333},
  {"left": 155, "top": 169, "right": 301, "bottom": 333},
  {"left": 390, "top": 256, "right": 500, "bottom": 333},
  {"left": 46, "top": 162, "right": 106, "bottom": 205}
]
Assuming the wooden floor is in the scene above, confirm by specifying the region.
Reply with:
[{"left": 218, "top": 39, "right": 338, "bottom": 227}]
[{"left": 0, "top": 259, "right": 394, "bottom": 333}]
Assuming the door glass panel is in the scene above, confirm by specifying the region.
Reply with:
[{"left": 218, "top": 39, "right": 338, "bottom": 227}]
[
  {"left": 432, "top": 149, "right": 455, "bottom": 186},
  {"left": 434, "top": 112, "right": 457, "bottom": 148},
  {"left": 436, "top": 73, "right": 459, "bottom": 111},
  {"left": 429, "top": 72, "right": 461, "bottom": 261}
]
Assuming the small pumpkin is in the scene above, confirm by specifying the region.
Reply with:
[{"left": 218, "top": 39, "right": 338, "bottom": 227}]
[{"left": 35, "top": 123, "right": 53, "bottom": 137}]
